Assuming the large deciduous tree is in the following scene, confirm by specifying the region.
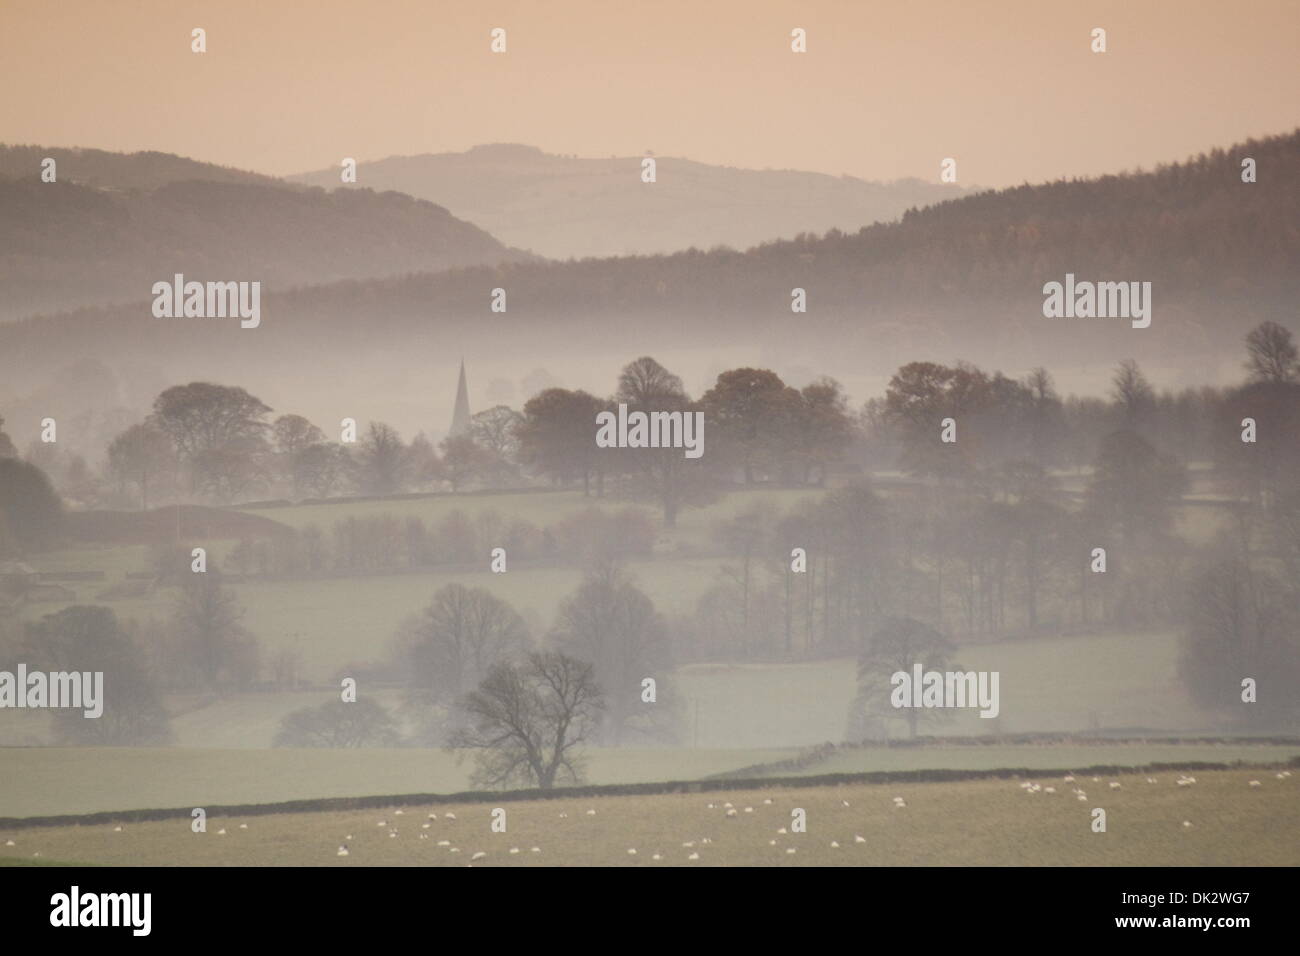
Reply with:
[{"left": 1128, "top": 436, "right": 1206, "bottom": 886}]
[{"left": 448, "top": 651, "right": 604, "bottom": 790}]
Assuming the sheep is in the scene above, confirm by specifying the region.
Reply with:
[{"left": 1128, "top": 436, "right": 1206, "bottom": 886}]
[
  {"left": 1249, "top": 780, "right": 1262, "bottom": 788},
  {"left": 854, "top": 835, "right": 866, "bottom": 844},
  {"left": 786, "top": 847, "right": 797, "bottom": 855},
  {"left": 830, "top": 841, "right": 840, "bottom": 848},
  {"left": 509, "top": 847, "right": 520, "bottom": 854},
  {"left": 725, "top": 808, "right": 738, "bottom": 818},
  {"left": 337, "top": 845, "right": 349, "bottom": 857},
  {"left": 531, "top": 847, "right": 540, "bottom": 853},
  {"left": 472, "top": 851, "right": 487, "bottom": 861},
  {"left": 687, "top": 852, "right": 700, "bottom": 860},
  {"left": 1109, "top": 781, "right": 1122, "bottom": 790}
]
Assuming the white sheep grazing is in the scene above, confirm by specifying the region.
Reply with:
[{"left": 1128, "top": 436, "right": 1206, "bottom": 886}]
[
  {"left": 725, "top": 808, "right": 738, "bottom": 818},
  {"left": 744, "top": 807, "right": 754, "bottom": 813},
  {"left": 1146, "top": 778, "right": 1157, "bottom": 784},
  {"left": 1063, "top": 775, "right": 1075, "bottom": 782},
  {"left": 3, "top": 840, "right": 13, "bottom": 847},
  {"left": 239, "top": 824, "right": 248, "bottom": 830},
  {"left": 1109, "top": 781, "right": 1122, "bottom": 790},
  {"left": 652, "top": 853, "right": 662, "bottom": 860},
  {"left": 444, "top": 813, "right": 457, "bottom": 820},
  {"left": 763, "top": 798, "right": 773, "bottom": 805},
  {"left": 687, "top": 852, "right": 700, "bottom": 860},
  {"left": 113, "top": 826, "right": 123, "bottom": 832},
  {"left": 437, "top": 840, "right": 450, "bottom": 846},
  {"left": 854, "top": 835, "right": 866, "bottom": 844},
  {"left": 585, "top": 809, "right": 596, "bottom": 816},
  {"left": 377, "top": 820, "right": 387, "bottom": 827},
  {"left": 830, "top": 841, "right": 840, "bottom": 848},
  {"left": 449, "top": 848, "right": 460, "bottom": 854},
  {"left": 217, "top": 828, "right": 226, "bottom": 835},
  {"left": 627, "top": 848, "right": 637, "bottom": 855},
  {"left": 530, "top": 847, "right": 541, "bottom": 853},
  {"left": 1044, "top": 787, "right": 1056, "bottom": 794},
  {"left": 337, "top": 846, "right": 349, "bottom": 857},
  {"left": 777, "top": 827, "right": 788, "bottom": 834},
  {"left": 472, "top": 851, "right": 487, "bottom": 861},
  {"left": 1249, "top": 780, "right": 1262, "bottom": 787},
  {"left": 394, "top": 810, "right": 404, "bottom": 816},
  {"left": 509, "top": 847, "right": 520, "bottom": 854},
  {"left": 786, "top": 847, "right": 797, "bottom": 855}
]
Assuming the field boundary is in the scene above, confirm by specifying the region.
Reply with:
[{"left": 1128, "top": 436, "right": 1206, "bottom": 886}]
[
  {"left": 3, "top": 751, "right": 1297, "bottom": 831},
  {"left": 716, "top": 735, "right": 1300, "bottom": 778}
]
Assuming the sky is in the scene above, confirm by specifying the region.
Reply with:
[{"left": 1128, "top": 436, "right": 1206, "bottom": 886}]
[{"left": 0, "top": 0, "right": 1296, "bottom": 186}]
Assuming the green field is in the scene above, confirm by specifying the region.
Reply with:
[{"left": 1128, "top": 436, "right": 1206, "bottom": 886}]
[
  {"left": 3, "top": 768, "right": 1294, "bottom": 866},
  {"left": 0, "top": 746, "right": 799, "bottom": 818},
  {"left": 0, "top": 628, "right": 1224, "bottom": 752},
  {"left": 4, "top": 740, "right": 1296, "bottom": 819}
]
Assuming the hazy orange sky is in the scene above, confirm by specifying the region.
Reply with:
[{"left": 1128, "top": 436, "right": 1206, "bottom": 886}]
[{"left": 2, "top": 0, "right": 1296, "bottom": 185}]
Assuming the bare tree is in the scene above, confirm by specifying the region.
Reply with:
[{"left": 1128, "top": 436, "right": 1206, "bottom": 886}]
[
  {"left": 849, "top": 616, "right": 957, "bottom": 739},
  {"left": 1110, "top": 359, "right": 1155, "bottom": 425},
  {"left": 358, "top": 421, "right": 406, "bottom": 494},
  {"left": 273, "top": 698, "right": 399, "bottom": 747},
  {"left": 171, "top": 571, "right": 258, "bottom": 691},
  {"left": 1244, "top": 321, "right": 1299, "bottom": 384},
  {"left": 448, "top": 651, "right": 603, "bottom": 789},
  {"left": 394, "top": 583, "right": 530, "bottom": 702},
  {"left": 105, "top": 422, "right": 175, "bottom": 509},
  {"left": 549, "top": 565, "right": 672, "bottom": 745}
]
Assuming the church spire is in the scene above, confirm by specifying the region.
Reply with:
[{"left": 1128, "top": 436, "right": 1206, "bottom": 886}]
[{"left": 450, "top": 359, "right": 471, "bottom": 437}]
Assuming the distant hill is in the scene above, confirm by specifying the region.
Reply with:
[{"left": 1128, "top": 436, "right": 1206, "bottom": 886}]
[
  {"left": 0, "top": 145, "right": 289, "bottom": 191},
  {"left": 0, "top": 147, "right": 533, "bottom": 321},
  {"left": 2, "top": 131, "right": 1296, "bottom": 445},
  {"left": 288, "top": 143, "right": 972, "bottom": 259}
]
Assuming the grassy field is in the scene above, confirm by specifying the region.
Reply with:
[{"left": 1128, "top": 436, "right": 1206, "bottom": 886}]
[
  {"left": 782, "top": 743, "right": 1300, "bottom": 776},
  {"left": 0, "top": 746, "right": 799, "bottom": 818},
  {"left": 3, "top": 740, "right": 1296, "bottom": 819},
  {"left": 0, "top": 628, "right": 1219, "bottom": 752},
  {"left": 2, "top": 768, "right": 1294, "bottom": 866},
  {"left": 5, "top": 485, "right": 1250, "bottom": 754}
]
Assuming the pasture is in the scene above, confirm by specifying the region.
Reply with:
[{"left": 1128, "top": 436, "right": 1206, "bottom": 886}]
[{"left": 2, "top": 768, "right": 1294, "bottom": 867}]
